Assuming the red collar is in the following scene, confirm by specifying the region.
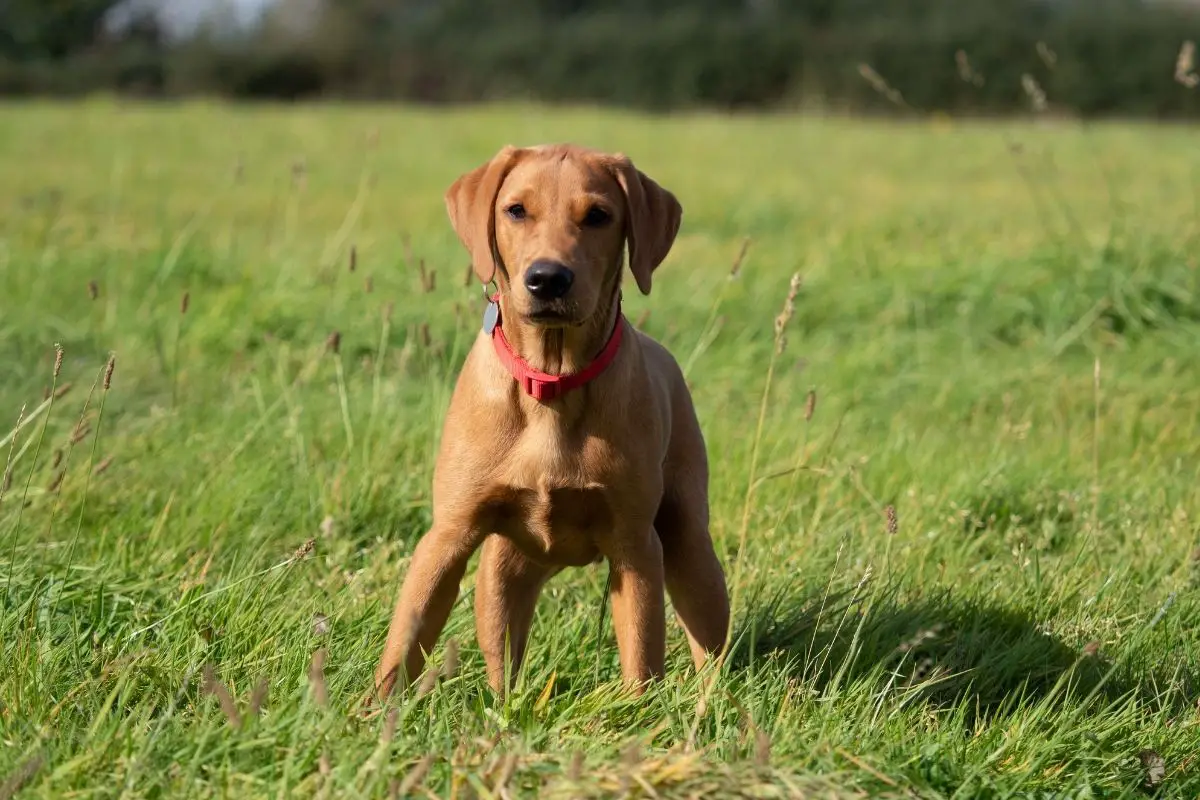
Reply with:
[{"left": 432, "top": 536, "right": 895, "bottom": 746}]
[{"left": 489, "top": 294, "right": 625, "bottom": 403}]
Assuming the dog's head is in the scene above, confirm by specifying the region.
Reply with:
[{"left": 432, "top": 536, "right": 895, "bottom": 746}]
[{"left": 445, "top": 144, "right": 682, "bottom": 328}]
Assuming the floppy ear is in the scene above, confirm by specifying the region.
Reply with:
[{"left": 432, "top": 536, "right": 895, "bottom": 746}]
[
  {"left": 444, "top": 146, "right": 524, "bottom": 284},
  {"left": 609, "top": 156, "right": 683, "bottom": 296}
]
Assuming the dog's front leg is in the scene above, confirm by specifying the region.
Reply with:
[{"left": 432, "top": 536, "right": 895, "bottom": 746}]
[
  {"left": 372, "top": 523, "right": 480, "bottom": 702},
  {"left": 605, "top": 528, "right": 667, "bottom": 693}
]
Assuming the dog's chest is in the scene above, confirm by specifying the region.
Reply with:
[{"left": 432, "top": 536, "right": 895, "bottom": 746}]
[{"left": 478, "top": 425, "right": 622, "bottom": 566}]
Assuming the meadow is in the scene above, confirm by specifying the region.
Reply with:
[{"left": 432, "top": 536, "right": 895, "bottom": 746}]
[{"left": 1, "top": 100, "right": 1199, "bottom": 797}]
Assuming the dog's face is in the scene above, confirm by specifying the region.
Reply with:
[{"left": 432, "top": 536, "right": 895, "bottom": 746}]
[{"left": 445, "top": 144, "right": 682, "bottom": 328}]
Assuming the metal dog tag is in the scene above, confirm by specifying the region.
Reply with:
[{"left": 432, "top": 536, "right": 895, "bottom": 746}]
[{"left": 482, "top": 300, "right": 500, "bottom": 334}]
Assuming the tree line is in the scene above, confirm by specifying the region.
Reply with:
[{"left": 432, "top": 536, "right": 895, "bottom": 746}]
[{"left": 2, "top": 0, "right": 1199, "bottom": 117}]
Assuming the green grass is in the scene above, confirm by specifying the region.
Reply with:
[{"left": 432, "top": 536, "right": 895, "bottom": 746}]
[{"left": 2, "top": 98, "right": 1199, "bottom": 798}]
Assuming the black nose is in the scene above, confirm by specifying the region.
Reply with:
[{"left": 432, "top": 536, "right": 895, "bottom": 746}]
[{"left": 524, "top": 260, "right": 575, "bottom": 300}]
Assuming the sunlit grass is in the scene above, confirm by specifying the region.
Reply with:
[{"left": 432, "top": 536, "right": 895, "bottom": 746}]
[{"left": 1, "top": 100, "right": 1199, "bottom": 797}]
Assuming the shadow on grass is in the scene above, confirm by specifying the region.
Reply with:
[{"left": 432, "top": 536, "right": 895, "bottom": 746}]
[{"left": 728, "top": 581, "right": 1196, "bottom": 723}]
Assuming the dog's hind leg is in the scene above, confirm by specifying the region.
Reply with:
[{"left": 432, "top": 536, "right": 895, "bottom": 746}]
[{"left": 656, "top": 491, "right": 730, "bottom": 671}]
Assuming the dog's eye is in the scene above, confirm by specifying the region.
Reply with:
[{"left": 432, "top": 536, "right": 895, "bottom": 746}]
[
  {"left": 505, "top": 203, "right": 526, "bottom": 221},
  {"left": 582, "top": 205, "right": 612, "bottom": 227}
]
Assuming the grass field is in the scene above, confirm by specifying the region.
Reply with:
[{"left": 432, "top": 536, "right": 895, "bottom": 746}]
[{"left": 2, "top": 100, "right": 1199, "bottom": 798}]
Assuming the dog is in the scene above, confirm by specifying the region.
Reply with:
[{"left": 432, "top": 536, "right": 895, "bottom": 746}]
[{"left": 371, "top": 143, "right": 730, "bottom": 701}]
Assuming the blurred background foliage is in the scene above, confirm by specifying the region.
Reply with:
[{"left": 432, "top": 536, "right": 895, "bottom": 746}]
[{"left": 2, "top": 0, "right": 1200, "bottom": 115}]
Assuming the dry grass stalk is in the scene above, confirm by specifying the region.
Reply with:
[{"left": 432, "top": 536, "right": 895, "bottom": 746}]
[
  {"left": 92, "top": 456, "right": 114, "bottom": 476},
  {"left": 0, "top": 754, "right": 44, "bottom": 800},
  {"left": 1036, "top": 41, "right": 1057, "bottom": 69},
  {"left": 46, "top": 470, "right": 65, "bottom": 493},
  {"left": 858, "top": 64, "right": 905, "bottom": 107},
  {"left": 1177, "top": 41, "right": 1199, "bottom": 88},
  {"left": 1021, "top": 74, "right": 1048, "bottom": 113},
  {"left": 773, "top": 273, "right": 802, "bottom": 355},
  {"left": 955, "top": 50, "right": 985, "bottom": 86},
  {"left": 885, "top": 504, "right": 898, "bottom": 535},
  {"left": 53, "top": 382, "right": 73, "bottom": 400},
  {"left": 364, "top": 275, "right": 374, "bottom": 294},
  {"left": 349, "top": 245, "right": 358, "bottom": 272},
  {"left": 201, "top": 665, "right": 243, "bottom": 729},
  {"left": 103, "top": 355, "right": 115, "bottom": 391},
  {"left": 1, "top": 468, "right": 12, "bottom": 497},
  {"left": 730, "top": 237, "right": 751, "bottom": 277},
  {"left": 755, "top": 728, "right": 772, "bottom": 767},
  {"left": 308, "top": 648, "right": 329, "bottom": 709},
  {"left": 415, "top": 665, "right": 439, "bottom": 699},
  {"left": 567, "top": 751, "right": 585, "bottom": 781},
  {"left": 492, "top": 752, "right": 519, "bottom": 797},
  {"left": 442, "top": 637, "right": 460, "bottom": 679},
  {"left": 180, "top": 292, "right": 190, "bottom": 315},
  {"left": 419, "top": 259, "right": 436, "bottom": 293},
  {"left": 397, "top": 755, "right": 434, "bottom": 797},
  {"left": 51, "top": 449, "right": 63, "bottom": 470},
  {"left": 248, "top": 676, "right": 269, "bottom": 717},
  {"left": 804, "top": 389, "right": 817, "bottom": 422},
  {"left": 380, "top": 708, "right": 399, "bottom": 744}
]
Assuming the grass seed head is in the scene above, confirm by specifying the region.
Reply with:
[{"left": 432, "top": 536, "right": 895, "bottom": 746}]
[
  {"left": 805, "top": 388, "right": 817, "bottom": 422},
  {"left": 1036, "top": 41, "right": 1057, "bottom": 69},
  {"left": 88, "top": 280, "right": 99, "bottom": 300},
  {"left": 248, "top": 676, "right": 269, "bottom": 717},
  {"left": 1021, "top": 74, "right": 1047, "bottom": 113},
  {"left": 308, "top": 648, "right": 329, "bottom": 709},
  {"left": 1177, "top": 41, "right": 1199, "bottom": 88},
  {"left": 180, "top": 292, "right": 189, "bottom": 315},
  {"left": 93, "top": 456, "right": 113, "bottom": 476},
  {"left": 292, "top": 538, "right": 315, "bottom": 562},
  {"left": 53, "top": 344, "right": 64, "bottom": 379},
  {"left": 442, "top": 637, "right": 459, "bottom": 679},
  {"left": 397, "top": 755, "right": 433, "bottom": 797},
  {"left": 325, "top": 331, "right": 341, "bottom": 355},
  {"left": 380, "top": 708, "right": 399, "bottom": 744},
  {"left": 858, "top": 63, "right": 905, "bottom": 107},
  {"left": 201, "top": 665, "right": 243, "bottom": 729},
  {"left": 103, "top": 355, "right": 115, "bottom": 391},
  {"left": 755, "top": 728, "right": 772, "bottom": 767},
  {"left": 773, "top": 272, "right": 802, "bottom": 354},
  {"left": 886, "top": 504, "right": 898, "bottom": 535},
  {"left": 955, "top": 50, "right": 985, "bottom": 86},
  {"left": 0, "top": 754, "right": 44, "bottom": 800},
  {"left": 567, "top": 751, "right": 584, "bottom": 781},
  {"left": 349, "top": 244, "right": 357, "bottom": 272}
]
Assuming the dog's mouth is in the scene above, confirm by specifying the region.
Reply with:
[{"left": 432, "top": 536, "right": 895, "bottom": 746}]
[{"left": 523, "top": 301, "right": 581, "bottom": 327}]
